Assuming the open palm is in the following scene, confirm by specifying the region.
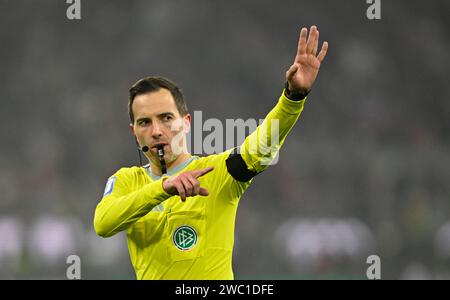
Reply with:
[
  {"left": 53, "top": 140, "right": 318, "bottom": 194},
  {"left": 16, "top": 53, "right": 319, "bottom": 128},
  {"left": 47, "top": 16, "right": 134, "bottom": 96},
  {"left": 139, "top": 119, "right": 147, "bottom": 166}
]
[{"left": 286, "top": 26, "right": 328, "bottom": 93}]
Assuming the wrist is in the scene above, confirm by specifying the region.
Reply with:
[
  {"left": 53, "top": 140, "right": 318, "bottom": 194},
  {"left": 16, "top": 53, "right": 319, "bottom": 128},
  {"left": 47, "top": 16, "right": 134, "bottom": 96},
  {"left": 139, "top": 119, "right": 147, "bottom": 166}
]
[{"left": 284, "top": 81, "right": 310, "bottom": 101}]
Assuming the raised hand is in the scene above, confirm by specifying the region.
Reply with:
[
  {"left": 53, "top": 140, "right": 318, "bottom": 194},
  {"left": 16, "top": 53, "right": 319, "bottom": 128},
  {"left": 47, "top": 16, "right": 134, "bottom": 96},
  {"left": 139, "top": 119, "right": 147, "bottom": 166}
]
[
  {"left": 286, "top": 25, "right": 328, "bottom": 93},
  {"left": 162, "top": 166, "right": 214, "bottom": 202}
]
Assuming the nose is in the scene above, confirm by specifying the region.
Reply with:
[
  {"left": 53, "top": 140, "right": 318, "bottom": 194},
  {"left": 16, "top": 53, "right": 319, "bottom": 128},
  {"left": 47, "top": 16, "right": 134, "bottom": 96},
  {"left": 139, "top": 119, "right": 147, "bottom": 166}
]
[{"left": 151, "top": 121, "right": 163, "bottom": 138}]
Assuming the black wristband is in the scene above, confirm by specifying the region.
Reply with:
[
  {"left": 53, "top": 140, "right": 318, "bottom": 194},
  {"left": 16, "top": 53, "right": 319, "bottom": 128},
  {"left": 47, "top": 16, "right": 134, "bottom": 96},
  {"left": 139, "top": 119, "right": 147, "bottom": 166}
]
[{"left": 284, "top": 81, "right": 310, "bottom": 101}]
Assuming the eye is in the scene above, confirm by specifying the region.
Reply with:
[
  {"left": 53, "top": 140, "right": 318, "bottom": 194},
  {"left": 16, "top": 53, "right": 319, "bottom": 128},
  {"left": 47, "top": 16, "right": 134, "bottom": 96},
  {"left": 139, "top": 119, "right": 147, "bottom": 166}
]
[
  {"left": 163, "top": 115, "right": 173, "bottom": 122},
  {"left": 138, "top": 120, "right": 149, "bottom": 126}
]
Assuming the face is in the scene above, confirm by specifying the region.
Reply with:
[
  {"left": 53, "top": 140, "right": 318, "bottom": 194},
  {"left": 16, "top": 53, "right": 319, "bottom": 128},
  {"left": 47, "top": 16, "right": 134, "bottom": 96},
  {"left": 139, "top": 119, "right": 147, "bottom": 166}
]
[{"left": 130, "top": 89, "right": 191, "bottom": 165}]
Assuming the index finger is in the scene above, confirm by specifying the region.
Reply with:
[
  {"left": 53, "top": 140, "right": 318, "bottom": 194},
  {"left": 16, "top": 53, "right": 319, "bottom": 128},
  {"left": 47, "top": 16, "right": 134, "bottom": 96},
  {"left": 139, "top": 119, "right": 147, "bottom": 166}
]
[{"left": 191, "top": 166, "right": 214, "bottom": 178}]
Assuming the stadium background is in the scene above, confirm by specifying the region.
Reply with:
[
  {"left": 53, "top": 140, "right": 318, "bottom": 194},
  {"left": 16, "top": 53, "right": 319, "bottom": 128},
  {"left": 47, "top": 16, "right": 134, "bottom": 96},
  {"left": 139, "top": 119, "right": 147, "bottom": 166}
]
[{"left": 0, "top": 0, "right": 449, "bottom": 279}]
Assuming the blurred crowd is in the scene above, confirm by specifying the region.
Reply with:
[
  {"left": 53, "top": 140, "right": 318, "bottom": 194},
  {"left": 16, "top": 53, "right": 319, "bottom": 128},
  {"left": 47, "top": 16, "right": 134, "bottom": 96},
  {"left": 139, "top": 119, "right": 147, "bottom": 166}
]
[{"left": 0, "top": 0, "right": 449, "bottom": 279}]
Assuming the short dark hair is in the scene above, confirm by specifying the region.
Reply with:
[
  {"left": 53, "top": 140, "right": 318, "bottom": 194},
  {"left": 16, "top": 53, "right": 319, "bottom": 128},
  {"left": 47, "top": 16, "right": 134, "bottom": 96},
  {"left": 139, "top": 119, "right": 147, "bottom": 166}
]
[{"left": 128, "top": 76, "right": 188, "bottom": 123}]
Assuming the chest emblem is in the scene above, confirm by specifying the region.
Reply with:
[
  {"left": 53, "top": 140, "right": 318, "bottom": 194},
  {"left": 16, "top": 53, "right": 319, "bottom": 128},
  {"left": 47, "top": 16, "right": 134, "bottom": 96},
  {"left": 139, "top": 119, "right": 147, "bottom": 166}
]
[{"left": 172, "top": 225, "right": 198, "bottom": 251}]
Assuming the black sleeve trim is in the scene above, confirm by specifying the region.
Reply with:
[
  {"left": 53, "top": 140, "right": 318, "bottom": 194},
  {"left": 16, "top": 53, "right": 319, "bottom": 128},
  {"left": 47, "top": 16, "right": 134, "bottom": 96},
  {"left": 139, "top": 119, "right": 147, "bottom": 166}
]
[
  {"left": 226, "top": 148, "right": 259, "bottom": 182},
  {"left": 284, "top": 81, "right": 310, "bottom": 101}
]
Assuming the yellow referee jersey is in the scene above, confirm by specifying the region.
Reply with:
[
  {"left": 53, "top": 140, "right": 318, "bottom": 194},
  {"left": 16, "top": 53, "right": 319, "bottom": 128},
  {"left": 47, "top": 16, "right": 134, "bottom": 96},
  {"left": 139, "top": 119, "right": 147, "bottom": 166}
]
[{"left": 94, "top": 90, "right": 306, "bottom": 279}]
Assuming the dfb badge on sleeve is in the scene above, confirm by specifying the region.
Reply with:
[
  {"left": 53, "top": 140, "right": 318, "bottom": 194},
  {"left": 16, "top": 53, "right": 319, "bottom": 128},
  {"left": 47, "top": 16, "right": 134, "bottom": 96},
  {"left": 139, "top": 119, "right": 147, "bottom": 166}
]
[{"left": 103, "top": 176, "right": 116, "bottom": 196}]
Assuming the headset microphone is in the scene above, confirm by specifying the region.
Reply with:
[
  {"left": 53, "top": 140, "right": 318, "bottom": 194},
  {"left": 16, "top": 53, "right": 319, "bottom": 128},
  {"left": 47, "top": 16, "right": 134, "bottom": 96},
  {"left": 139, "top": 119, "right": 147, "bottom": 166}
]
[{"left": 137, "top": 143, "right": 166, "bottom": 174}]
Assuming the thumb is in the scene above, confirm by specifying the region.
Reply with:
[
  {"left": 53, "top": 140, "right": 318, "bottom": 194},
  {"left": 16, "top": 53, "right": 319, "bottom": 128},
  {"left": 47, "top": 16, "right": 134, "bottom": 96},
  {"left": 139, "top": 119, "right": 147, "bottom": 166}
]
[
  {"left": 286, "top": 63, "right": 299, "bottom": 81},
  {"left": 199, "top": 187, "right": 209, "bottom": 196}
]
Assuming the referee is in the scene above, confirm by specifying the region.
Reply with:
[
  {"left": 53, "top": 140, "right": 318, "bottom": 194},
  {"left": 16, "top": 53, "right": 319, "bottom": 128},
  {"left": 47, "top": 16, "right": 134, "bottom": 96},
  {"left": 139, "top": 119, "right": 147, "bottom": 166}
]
[{"left": 94, "top": 26, "right": 328, "bottom": 279}]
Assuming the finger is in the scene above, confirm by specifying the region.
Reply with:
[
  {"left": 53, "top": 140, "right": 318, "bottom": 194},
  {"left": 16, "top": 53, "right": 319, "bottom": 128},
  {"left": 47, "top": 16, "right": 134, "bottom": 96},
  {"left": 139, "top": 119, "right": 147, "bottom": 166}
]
[
  {"left": 180, "top": 176, "right": 193, "bottom": 197},
  {"left": 174, "top": 181, "right": 186, "bottom": 202},
  {"left": 296, "top": 27, "right": 308, "bottom": 59},
  {"left": 199, "top": 187, "right": 209, "bottom": 197},
  {"left": 192, "top": 166, "right": 214, "bottom": 178},
  {"left": 186, "top": 175, "right": 200, "bottom": 196},
  {"left": 312, "top": 28, "right": 319, "bottom": 56},
  {"left": 306, "top": 25, "right": 317, "bottom": 55},
  {"left": 317, "top": 41, "right": 328, "bottom": 63},
  {"left": 286, "top": 64, "right": 299, "bottom": 81}
]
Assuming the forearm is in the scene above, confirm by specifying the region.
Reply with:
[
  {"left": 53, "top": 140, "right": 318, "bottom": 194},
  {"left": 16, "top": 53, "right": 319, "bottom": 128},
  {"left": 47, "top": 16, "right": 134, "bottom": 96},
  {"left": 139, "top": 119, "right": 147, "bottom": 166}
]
[
  {"left": 94, "top": 178, "right": 170, "bottom": 237},
  {"left": 239, "top": 89, "right": 306, "bottom": 173}
]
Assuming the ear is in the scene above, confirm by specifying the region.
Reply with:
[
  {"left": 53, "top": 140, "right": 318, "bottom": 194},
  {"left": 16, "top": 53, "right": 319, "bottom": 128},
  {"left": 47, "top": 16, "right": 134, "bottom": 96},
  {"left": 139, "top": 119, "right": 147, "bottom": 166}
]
[
  {"left": 129, "top": 123, "right": 135, "bottom": 136},
  {"left": 183, "top": 114, "right": 191, "bottom": 133}
]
